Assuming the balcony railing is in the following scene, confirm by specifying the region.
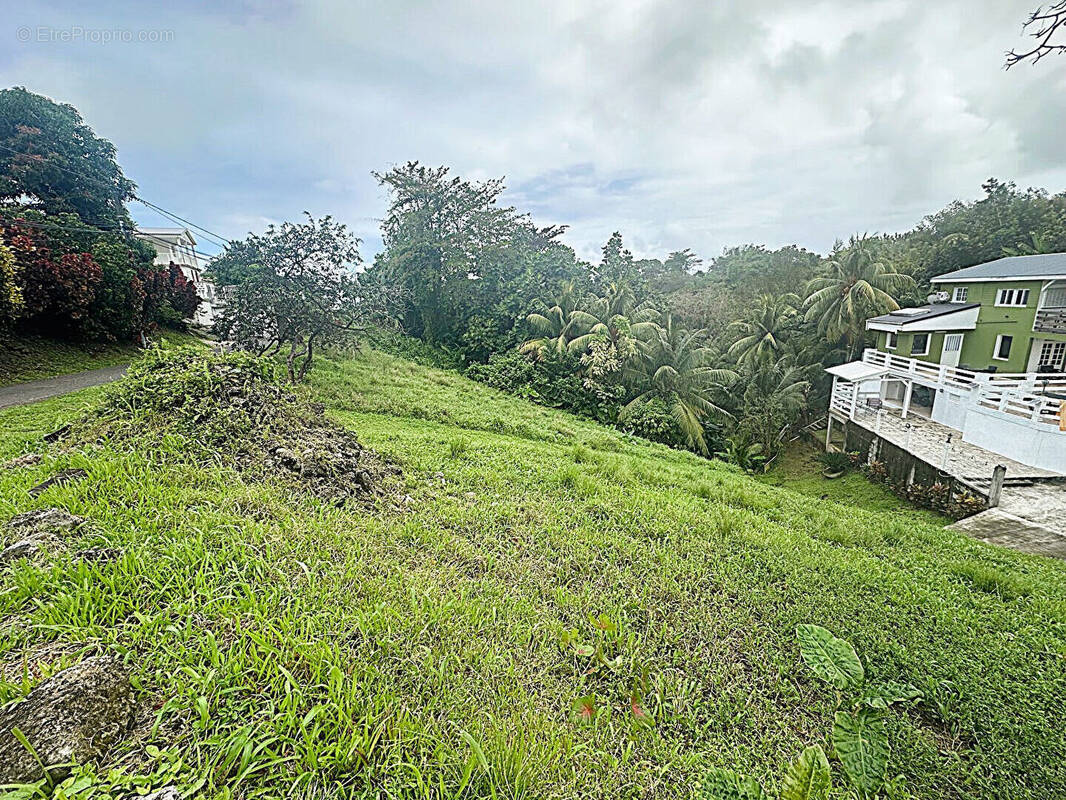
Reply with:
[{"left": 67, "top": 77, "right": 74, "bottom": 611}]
[
  {"left": 1034, "top": 307, "right": 1066, "bottom": 335},
  {"left": 856, "top": 349, "right": 1066, "bottom": 430},
  {"left": 862, "top": 349, "right": 1066, "bottom": 394}
]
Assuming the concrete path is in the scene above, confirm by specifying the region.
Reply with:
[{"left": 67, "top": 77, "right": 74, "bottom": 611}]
[
  {"left": 948, "top": 479, "right": 1066, "bottom": 559},
  {"left": 0, "top": 365, "right": 128, "bottom": 410},
  {"left": 949, "top": 506, "right": 1066, "bottom": 560}
]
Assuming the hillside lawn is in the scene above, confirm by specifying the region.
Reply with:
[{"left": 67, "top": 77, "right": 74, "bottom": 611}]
[
  {"left": 0, "top": 329, "right": 206, "bottom": 387},
  {"left": 0, "top": 349, "right": 1063, "bottom": 798}
]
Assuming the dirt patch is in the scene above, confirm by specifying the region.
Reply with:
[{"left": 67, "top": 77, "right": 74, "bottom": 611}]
[
  {"left": 0, "top": 507, "right": 86, "bottom": 565},
  {"left": 69, "top": 345, "right": 396, "bottom": 503}
]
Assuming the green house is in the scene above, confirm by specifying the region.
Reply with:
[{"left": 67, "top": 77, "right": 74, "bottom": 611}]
[{"left": 866, "top": 253, "right": 1066, "bottom": 373}]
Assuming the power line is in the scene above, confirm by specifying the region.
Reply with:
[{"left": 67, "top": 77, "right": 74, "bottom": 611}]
[
  {"left": 133, "top": 197, "right": 229, "bottom": 248},
  {"left": 0, "top": 217, "right": 220, "bottom": 262},
  {"left": 0, "top": 141, "right": 230, "bottom": 249}
]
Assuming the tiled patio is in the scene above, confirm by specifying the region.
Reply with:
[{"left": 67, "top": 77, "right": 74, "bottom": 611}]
[{"left": 837, "top": 404, "right": 1062, "bottom": 480}]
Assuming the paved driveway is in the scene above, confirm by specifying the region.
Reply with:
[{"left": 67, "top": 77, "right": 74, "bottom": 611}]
[{"left": 0, "top": 365, "right": 128, "bottom": 410}]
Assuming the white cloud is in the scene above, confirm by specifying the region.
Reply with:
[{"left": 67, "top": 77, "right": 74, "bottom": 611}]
[{"left": 2, "top": 0, "right": 1064, "bottom": 263}]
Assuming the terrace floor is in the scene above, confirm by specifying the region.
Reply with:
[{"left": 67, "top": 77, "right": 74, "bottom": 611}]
[
  {"left": 837, "top": 403, "right": 1062, "bottom": 481},
  {"left": 834, "top": 404, "right": 1066, "bottom": 559}
]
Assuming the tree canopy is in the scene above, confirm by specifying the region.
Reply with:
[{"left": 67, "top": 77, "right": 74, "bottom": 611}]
[
  {"left": 0, "top": 87, "right": 137, "bottom": 229},
  {"left": 211, "top": 214, "right": 396, "bottom": 381}
]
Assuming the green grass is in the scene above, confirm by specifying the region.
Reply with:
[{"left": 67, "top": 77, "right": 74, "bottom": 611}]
[
  {"left": 757, "top": 441, "right": 950, "bottom": 525},
  {"left": 0, "top": 329, "right": 206, "bottom": 387},
  {"left": 0, "top": 349, "right": 1064, "bottom": 798}
]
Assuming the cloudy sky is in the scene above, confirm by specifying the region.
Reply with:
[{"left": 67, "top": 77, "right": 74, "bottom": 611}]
[{"left": 3, "top": 0, "right": 1065, "bottom": 263}]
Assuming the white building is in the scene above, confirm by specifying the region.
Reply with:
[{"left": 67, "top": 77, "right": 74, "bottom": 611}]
[{"left": 135, "top": 227, "right": 220, "bottom": 328}]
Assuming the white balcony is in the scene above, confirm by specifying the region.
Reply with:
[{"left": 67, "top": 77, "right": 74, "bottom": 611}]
[{"left": 827, "top": 350, "right": 1066, "bottom": 474}]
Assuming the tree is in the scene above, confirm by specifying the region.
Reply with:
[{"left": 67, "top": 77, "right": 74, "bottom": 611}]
[
  {"left": 566, "top": 284, "right": 658, "bottom": 355},
  {"left": 803, "top": 237, "right": 914, "bottom": 360},
  {"left": 520, "top": 280, "right": 582, "bottom": 360},
  {"left": 595, "top": 232, "right": 639, "bottom": 290},
  {"left": 727, "top": 293, "right": 801, "bottom": 366},
  {"left": 621, "top": 313, "right": 737, "bottom": 454},
  {"left": 733, "top": 357, "right": 811, "bottom": 457},
  {"left": 0, "top": 87, "right": 137, "bottom": 228},
  {"left": 373, "top": 162, "right": 521, "bottom": 343},
  {"left": 211, "top": 214, "right": 396, "bottom": 381},
  {"left": 1006, "top": 2, "right": 1066, "bottom": 67}
]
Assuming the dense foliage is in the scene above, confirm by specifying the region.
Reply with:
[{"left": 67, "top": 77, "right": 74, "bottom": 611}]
[
  {"left": 0, "top": 87, "right": 137, "bottom": 229},
  {"left": 0, "top": 209, "right": 199, "bottom": 341},
  {"left": 0, "top": 90, "right": 201, "bottom": 341},
  {"left": 366, "top": 167, "right": 1066, "bottom": 466}
]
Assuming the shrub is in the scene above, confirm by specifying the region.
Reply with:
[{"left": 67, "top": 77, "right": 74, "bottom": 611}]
[
  {"left": 8, "top": 229, "right": 102, "bottom": 333},
  {"left": 817, "top": 450, "right": 852, "bottom": 474},
  {"left": 0, "top": 209, "right": 194, "bottom": 341},
  {"left": 0, "top": 235, "right": 21, "bottom": 327},
  {"left": 621, "top": 399, "right": 684, "bottom": 447}
]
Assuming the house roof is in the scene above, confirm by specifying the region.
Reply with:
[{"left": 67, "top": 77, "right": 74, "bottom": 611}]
[
  {"left": 866, "top": 303, "right": 978, "bottom": 328},
  {"left": 825, "top": 361, "right": 888, "bottom": 382},
  {"left": 930, "top": 252, "right": 1066, "bottom": 283},
  {"left": 135, "top": 227, "right": 198, "bottom": 245}
]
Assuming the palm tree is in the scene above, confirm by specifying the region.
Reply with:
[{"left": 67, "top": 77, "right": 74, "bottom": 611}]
[
  {"left": 621, "top": 314, "right": 738, "bottom": 455},
  {"left": 736, "top": 357, "right": 812, "bottom": 456},
  {"left": 727, "top": 293, "right": 800, "bottom": 366},
  {"left": 802, "top": 236, "right": 915, "bottom": 360},
  {"left": 566, "top": 286, "right": 658, "bottom": 355},
  {"left": 520, "top": 280, "right": 581, "bottom": 360}
]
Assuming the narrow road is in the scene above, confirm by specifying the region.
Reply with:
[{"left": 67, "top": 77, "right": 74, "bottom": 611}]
[{"left": 0, "top": 365, "right": 128, "bottom": 410}]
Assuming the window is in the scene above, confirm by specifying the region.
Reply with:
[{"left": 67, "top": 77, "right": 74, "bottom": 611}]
[
  {"left": 952, "top": 287, "right": 968, "bottom": 303},
  {"left": 885, "top": 331, "right": 898, "bottom": 350},
  {"left": 994, "top": 334, "right": 1013, "bottom": 361},
  {"left": 911, "top": 333, "right": 930, "bottom": 356},
  {"left": 995, "top": 288, "right": 1030, "bottom": 307},
  {"left": 1038, "top": 341, "right": 1066, "bottom": 370}
]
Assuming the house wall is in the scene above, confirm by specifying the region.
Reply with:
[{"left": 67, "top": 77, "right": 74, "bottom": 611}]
[
  {"left": 931, "top": 389, "right": 968, "bottom": 430},
  {"left": 937, "top": 280, "right": 1066, "bottom": 372},
  {"left": 961, "top": 404, "right": 1066, "bottom": 473},
  {"left": 876, "top": 330, "right": 945, "bottom": 363}
]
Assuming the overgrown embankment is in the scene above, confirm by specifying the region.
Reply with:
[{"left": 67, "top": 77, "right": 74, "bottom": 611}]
[{"left": 0, "top": 348, "right": 1062, "bottom": 799}]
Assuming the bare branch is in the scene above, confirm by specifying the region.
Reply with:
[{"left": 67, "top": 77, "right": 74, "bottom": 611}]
[{"left": 1006, "top": 1, "right": 1066, "bottom": 68}]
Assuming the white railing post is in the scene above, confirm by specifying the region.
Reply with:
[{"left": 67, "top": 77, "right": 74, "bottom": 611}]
[{"left": 1031, "top": 398, "right": 1045, "bottom": 424}]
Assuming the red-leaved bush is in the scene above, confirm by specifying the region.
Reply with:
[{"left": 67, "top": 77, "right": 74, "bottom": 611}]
[{"left": 8, "top": 228, "right": 102, "bottom": 332}]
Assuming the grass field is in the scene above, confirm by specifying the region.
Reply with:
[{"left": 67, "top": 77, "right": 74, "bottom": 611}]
[
  {"left": 756, "top": 441, "right": 950, "bottom": 525},
  {"left": 0, "top": 348, "right": 1064, "bottom": 798},
  {"left": 0, "top": 330, "right": 205, "bottom": 387}
]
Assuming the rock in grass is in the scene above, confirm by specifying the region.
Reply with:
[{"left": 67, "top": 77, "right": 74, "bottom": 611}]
[
  {"left": 75, "top": 546, "right": 124, "bottom": 564},
  {"left": 0, "top": 508, "right": 85, "bottom": 565},
  {"left": 2, "top": 453, "right": 42, "bottom": 469},
  {"left": 5, "top": 508, "right": 84, "bottom": 536},
  {"left": 141, "top": 787, "right": 181, "bottom": 800},
  {"left": 28, "top": 468, "right": 88, "bottom": 498},
  {"left": 0, "top": 655, "right": 135, "bottom": 783}
]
